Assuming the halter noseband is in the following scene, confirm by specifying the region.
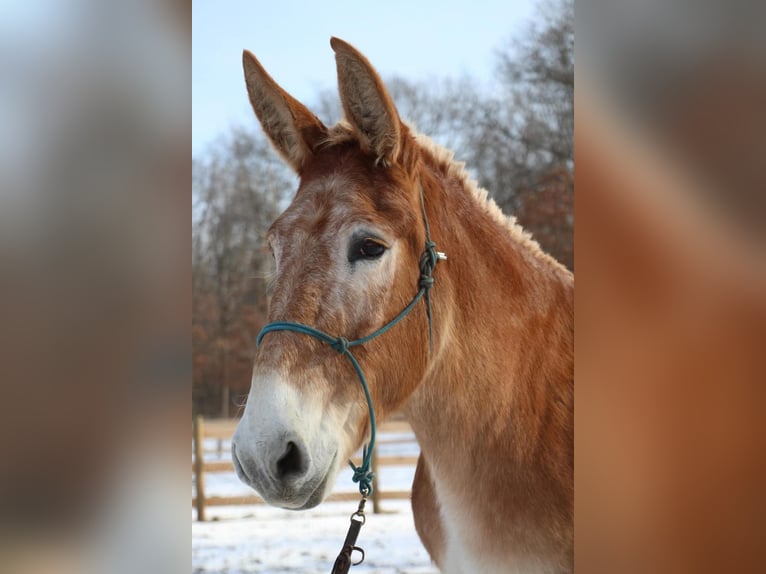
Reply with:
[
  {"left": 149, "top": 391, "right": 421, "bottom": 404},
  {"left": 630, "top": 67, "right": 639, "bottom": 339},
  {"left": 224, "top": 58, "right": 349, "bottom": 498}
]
[{"left": 255, "top": 181, "right": 445, "bottom": 497}]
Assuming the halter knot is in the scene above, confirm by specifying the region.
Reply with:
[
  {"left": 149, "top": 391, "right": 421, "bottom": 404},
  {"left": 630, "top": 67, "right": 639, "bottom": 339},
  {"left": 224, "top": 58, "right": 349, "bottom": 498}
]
[
  {"left": 419, "top": 242, "right": 439, "bottom": 285},
  {"left": 350, "top": 465, "right": 375, "bottom": 496},
  {"left": 417, "top": 238, "right": 442, "bottom": 352},
  {"left": 331, "top": 336, "right": 350, "bottom": 354}
]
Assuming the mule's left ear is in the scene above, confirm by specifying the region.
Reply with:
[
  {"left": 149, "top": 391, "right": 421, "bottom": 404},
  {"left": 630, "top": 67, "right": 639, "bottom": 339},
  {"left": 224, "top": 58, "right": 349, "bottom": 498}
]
[{"left": 331, "top": 37, "right": 402, "bottom": 166}]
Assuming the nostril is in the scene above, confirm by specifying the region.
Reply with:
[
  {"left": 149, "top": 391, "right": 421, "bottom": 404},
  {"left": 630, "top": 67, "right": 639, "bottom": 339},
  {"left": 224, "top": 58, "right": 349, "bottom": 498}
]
[{"left": 275, "top": 440, "right": 306, "bottom": 480}]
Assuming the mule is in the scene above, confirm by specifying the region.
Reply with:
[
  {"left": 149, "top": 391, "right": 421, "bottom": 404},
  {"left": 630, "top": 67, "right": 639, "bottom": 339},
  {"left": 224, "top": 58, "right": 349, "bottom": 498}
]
[{"left": 231, "top": 37, "right": 574, "bottom": 573}]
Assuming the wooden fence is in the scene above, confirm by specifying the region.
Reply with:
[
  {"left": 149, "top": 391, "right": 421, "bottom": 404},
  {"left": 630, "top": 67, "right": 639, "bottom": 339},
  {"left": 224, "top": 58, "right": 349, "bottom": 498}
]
[{"left": 192, "top": 416, "right": 419, "bottom": 521}]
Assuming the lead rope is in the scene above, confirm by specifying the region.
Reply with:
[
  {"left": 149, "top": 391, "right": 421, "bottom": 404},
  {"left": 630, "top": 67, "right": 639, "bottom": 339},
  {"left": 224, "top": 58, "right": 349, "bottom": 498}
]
[
  {"left": 330, "top": 497, "right": 368, "bottom": 573},
  {"left": 255, "top": 181, "right": 445, "bottom": 573}
]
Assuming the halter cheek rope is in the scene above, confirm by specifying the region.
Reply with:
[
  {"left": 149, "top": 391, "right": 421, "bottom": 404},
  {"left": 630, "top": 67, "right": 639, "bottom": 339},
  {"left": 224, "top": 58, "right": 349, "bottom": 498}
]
[{"left": 255, "top": 182, "right": 445, "bottom": 573}]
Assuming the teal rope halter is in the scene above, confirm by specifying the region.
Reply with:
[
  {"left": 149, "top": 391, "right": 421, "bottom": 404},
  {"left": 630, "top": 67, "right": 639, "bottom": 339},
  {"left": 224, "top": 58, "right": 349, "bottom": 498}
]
[{"left": 255, "top": 182, "right": 445, "bottom": 496}]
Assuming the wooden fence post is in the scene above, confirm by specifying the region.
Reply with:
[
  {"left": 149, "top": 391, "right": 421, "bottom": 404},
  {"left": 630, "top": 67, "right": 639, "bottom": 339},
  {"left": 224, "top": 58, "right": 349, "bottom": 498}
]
[
  {"left": 193, "top": 415, "right": 206, "bottom": 522},
  {"left": 371, "top": 444, "right": 381, "bottom": 514}
]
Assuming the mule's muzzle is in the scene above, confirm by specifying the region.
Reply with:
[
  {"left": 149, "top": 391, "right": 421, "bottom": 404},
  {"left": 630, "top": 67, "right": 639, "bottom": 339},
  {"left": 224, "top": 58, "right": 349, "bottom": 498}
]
[
  {"left": 231, "top": 433, "right": 308, "bottom": 485},
  {"left": 231, "top": 432, "right": 334, "bottom": 510}
]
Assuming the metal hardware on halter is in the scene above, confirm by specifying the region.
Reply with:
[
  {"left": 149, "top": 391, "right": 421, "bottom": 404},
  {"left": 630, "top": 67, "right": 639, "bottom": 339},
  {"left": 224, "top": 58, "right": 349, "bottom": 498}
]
[
  {"left": 437, "top": 252, "right": 447, "bottom": 261},
  {"left": 330, "top": 497, "right": 368, "bottom": 574}
]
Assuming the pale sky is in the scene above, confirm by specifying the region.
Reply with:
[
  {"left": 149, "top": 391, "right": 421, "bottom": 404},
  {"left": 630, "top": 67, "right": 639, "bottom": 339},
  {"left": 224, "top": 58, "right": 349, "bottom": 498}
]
[{"left": 193, "top": 0, "right": 535, "bottom": 155}]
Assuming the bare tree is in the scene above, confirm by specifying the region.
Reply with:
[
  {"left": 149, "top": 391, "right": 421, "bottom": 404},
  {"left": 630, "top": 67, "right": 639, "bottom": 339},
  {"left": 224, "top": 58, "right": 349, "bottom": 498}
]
[
  {"left": 465, "top": 0, "right": 574, "bottom": 214},
  {"left": 465, "top": 0, "right": 574, "bottom": 269},
  {"left": 192, "top": 128, "right": 293, "bottom": 416}
]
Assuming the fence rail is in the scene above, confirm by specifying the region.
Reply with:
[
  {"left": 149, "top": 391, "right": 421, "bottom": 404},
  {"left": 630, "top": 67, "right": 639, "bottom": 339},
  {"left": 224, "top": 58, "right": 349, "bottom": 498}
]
[{"left": 192, "top": 415, "right": 419, "bottom": 521}]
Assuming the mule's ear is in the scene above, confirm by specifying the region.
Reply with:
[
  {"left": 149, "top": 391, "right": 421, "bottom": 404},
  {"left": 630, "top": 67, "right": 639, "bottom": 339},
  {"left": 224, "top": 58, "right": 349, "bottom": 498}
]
[
  {"left": 243, "top": 50, "right": 327, "bottom": 173},
  {"left": 330, "top": 37, "right": 402, "bottom": 166}
]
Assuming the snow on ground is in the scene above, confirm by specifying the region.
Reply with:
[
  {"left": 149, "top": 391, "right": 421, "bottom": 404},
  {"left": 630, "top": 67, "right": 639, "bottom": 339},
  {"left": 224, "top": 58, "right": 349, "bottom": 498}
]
[{"left": 193, "top": 435, "right": 438, "bottom": 574}]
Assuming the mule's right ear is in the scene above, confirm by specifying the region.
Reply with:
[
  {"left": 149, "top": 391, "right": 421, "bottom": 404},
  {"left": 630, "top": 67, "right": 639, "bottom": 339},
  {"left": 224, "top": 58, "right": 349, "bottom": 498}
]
[{"left": 243, "top": 50, "right": 327, "bottom": 173}]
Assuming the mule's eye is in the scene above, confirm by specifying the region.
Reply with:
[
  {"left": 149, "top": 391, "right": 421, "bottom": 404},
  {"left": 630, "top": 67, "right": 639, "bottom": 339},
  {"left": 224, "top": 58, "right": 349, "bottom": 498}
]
[{"left": 349, "top": 238, "right": 387, "bottom": 263}]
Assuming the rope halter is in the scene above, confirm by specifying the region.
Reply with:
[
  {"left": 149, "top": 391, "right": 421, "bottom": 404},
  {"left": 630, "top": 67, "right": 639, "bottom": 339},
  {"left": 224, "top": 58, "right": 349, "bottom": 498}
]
[{"left": 255, "top": 181, "right": 445, "bottom": 496}]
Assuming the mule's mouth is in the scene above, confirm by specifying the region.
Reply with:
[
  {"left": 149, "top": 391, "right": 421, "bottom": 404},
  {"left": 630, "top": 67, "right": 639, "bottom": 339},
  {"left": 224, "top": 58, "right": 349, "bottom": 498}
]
[
  {"left": 288, "top": 450, "right": 338, "bottom": 510},
  {"left": 273, "top": 450, "right": 338, "bottom": 511},
  {"left": 233, "top": 444, "right": 339, "bottom": 511}
]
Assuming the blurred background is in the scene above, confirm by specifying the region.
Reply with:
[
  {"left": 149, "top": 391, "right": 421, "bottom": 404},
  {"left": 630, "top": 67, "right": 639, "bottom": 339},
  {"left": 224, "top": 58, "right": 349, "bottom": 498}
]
[
  {"left": 0, "top": 1, "right": 189, "bottom": 573},
  {"left": 576, "top": 0, "right": 765, "bottom": 572}
]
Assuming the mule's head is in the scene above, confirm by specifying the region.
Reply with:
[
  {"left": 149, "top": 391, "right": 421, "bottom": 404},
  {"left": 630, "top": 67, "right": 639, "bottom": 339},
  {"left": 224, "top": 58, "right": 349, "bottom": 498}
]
[{"left": 232, "top": 38, "right": 434, "bottom": 509}]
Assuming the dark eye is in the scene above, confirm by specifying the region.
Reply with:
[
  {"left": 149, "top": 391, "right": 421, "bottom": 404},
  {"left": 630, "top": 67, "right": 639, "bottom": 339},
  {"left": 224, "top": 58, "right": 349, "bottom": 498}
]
[{"left": 349, "top": 237, "right": 387, "bottom": 263}]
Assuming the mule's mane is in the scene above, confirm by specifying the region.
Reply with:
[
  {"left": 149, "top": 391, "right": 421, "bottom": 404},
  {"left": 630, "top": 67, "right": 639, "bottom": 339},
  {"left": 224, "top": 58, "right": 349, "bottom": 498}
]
[
  {"left": 411, "top": 129, "right": 571, "bottom": 274},
  {"left": 321, "top": 120, "right": 571, "bottom": 275}
]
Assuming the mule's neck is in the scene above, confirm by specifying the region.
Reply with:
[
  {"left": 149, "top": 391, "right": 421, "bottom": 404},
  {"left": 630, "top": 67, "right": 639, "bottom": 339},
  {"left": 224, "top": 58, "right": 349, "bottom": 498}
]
[{"left": 404, "top": 153, "right": 574, "bottom": 470}]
